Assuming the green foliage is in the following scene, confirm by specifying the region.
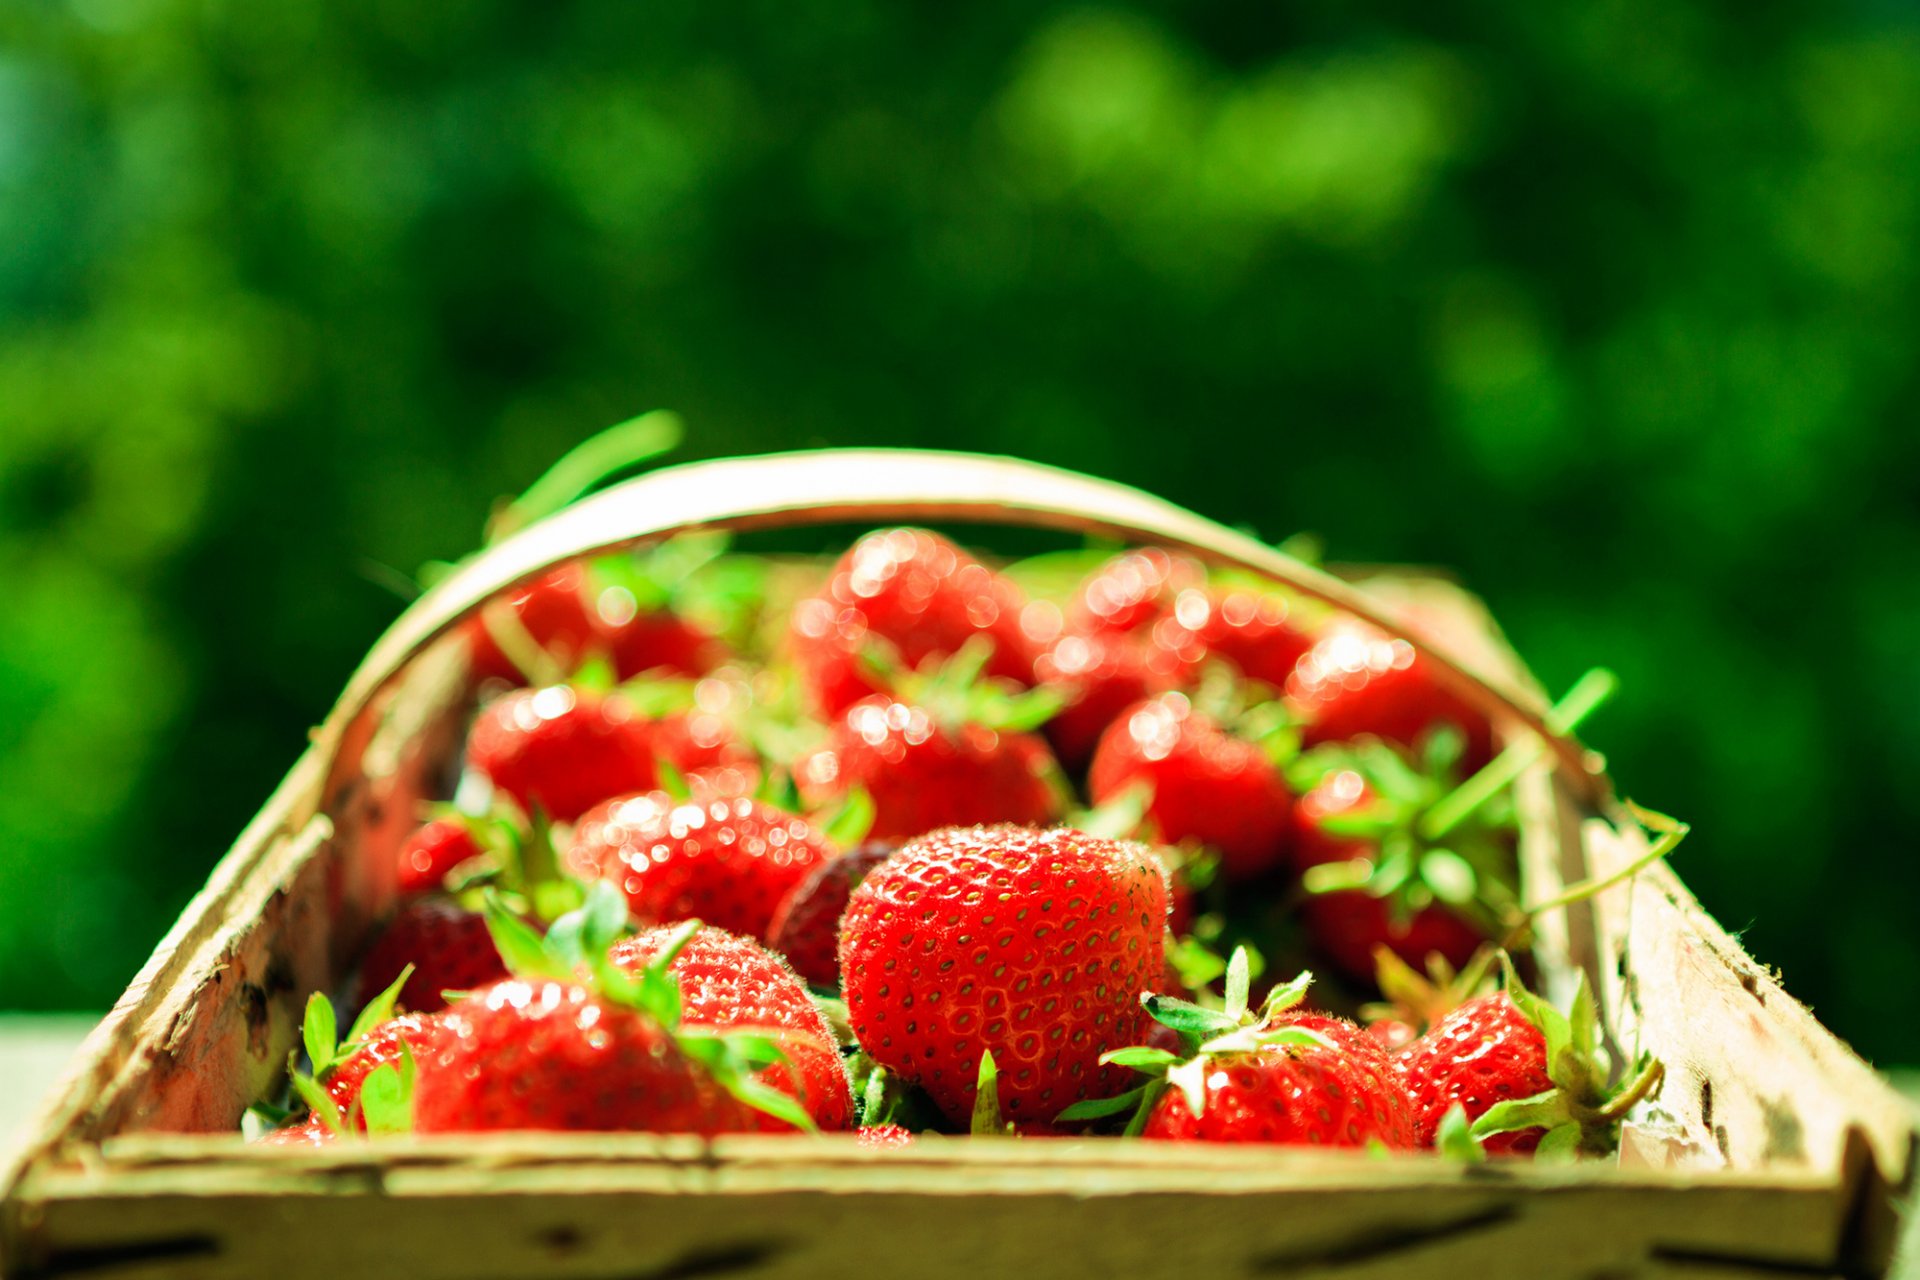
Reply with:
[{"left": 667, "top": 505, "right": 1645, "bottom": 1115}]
[{"left": 2, "top": 0, "right": 1918, "bottom": 1063}]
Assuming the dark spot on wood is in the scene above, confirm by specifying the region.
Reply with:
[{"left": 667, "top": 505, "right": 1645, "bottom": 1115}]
[
  {"left": 1697, "top": 1077, "right": 1713, "bottom": 1129},
  {"left": 240, "top": 982, "right": 272, "bottom": 1059},
  {"left": 33, "top": 1234, "right": 220, "bottom": 1275},
  {"left": 1738, "top": 969, "right": 1766, "bottom": 1004},
  {"left": 1713, "top": 1123, "right": 1731, "bottom": 1160},
  {"left": 538, "top": 1225, "right": 583, "bottom": 1253},
  {"left": 1250, "top": 1205, "right": 1518, "bottom": 1271},
  {"left": 1760, "top": 1095, "right": 1805, "bottom": 1162},
  {"left": 263, "top": 954, "right": 297, "bottom": 996},
  {"left": 1651, "top": 1243, "right": 1859, "bottom": 1276},
  {"left": 620, "top": 1240, "right": 788, "bottom": 1279},
  {"left": 1614, "top": 942, "right": 1629, "bottom": 980}
]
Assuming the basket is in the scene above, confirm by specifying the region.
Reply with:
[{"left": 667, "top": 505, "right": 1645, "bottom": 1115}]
[{"left": 2, "top": 450, "right": 1912, "bottom": 1280}]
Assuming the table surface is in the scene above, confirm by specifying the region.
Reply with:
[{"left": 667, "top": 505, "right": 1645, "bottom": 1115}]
[{"left": 3, "top": 1018, "right": 1915, "bottom": 1277}]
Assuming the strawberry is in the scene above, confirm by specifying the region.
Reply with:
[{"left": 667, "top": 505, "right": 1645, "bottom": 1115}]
[
  {"left": 412, "top": 891, "right": 820, "bottom": 1135},
  {"left": 1150, "top": 586, "right": 1317, "bottom": 691},
  {"left": 1086, "top": 692, "right": 1294, "bottom": 881},
  {"left": 414, "top": 979, "right": 763, "bottom": 1134},
  {"left": 567, "top": 792, "right": 837, "bottom": 939},
  {"left": 355, "top": 897, "right": 509, "bottom": 1013},
  {"left": 1067, "top": 549, "right": 1202, "bottom": 637},
  {"left": 1034, "top": 630, "right": 1193, "bottom": 770},
  {"left": 395, "top": 818, "right": 484, "bottom": 897},
  {"left": 258, "top": 1116, "right": 334, "bottom": 1146},
  {"left": 1398, "top": 958, "right": 1664, "bottom": 1158},
  {"left": 838, "top": 825, "right": 1168, "bottom": 1131},
  {"left": 789, "top": 528, "right": 1037, "bottom": 716},
  {"left": 1064, "top": 959, "right": 1412, "bottom": 1147},
  {"left": 857, "top": 1123, "right": 915, "bottom": 1148},
  {"left": 797, "top": 695, "right": 1064, "bottom": 842},
  {"left": 609, "top": 925, "right": 852, "bottom": 1130},
  {"left": 1290, "top": 749, "right": 1509, "bottom": 984},
  {"left": 325, "top": 1011, "right": 452, "bottom": 1123},
  {"left": 468, "top": 685, "right": 658, "bottom": 822},
  {"left": 766, "top": 841, "right": 898, "bottom": 986},
  {"left": 604, "top": 608, "right": 725, "bottom": 682},
  {"left": 464, "top": 564, "right": 604, "bottom": 685},
  {"left": 1285, "top": 620, "right": 1495, "bottom": 771}
]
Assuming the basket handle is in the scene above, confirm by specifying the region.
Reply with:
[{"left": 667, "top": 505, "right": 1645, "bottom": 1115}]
[{"left": 304, "top": 448, "right": 1609, "bottom": 817}]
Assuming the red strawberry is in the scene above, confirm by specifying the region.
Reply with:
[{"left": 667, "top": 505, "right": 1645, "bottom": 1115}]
[
  {"left": 355, "top": 898, "right": 508, "bottom": 1013},
  {"left": 1075, "top": 964, "right": 1412, "bottom": 1147},
  {"left": 1068, "top": 549, "right": 1202, "bottom": 637},
  {"left": 797, "top": 695, "right": 1064, "bottom": 842},
  {"left": 468, "top": 685, "right": 657, "bottom": 822},
  {"left": 604, "top": 608, "right": 726, "bottom": 681},
  {"left": 611, "top": 924, "right": 852, "bottom": 1131},
  {"left": 1087, "top": 692, "right": 1294, "bottom": 881},
  {"left": 1140, "top": 1018, "right": 1411, "bottom": 1147},
  {"left": 1398, "top": 964, "right": 1664, "bottom": 1158},
  {"left": 258, "top": 1116, "right": 335, "bottom": 1146},
  {"left": 325, "top": 1011, "right": 453, "bottom": 1123},
  {"left": 1293, "top": 767, "right": 1492, "bottom": 982},
  {"left": 789, "top": 529, "right": 1037, "bottom": 715},
  {"left": 766, "top": 842, "right": 898, "bottom": 986},
  {"left": 838, "top": 825, "right": 1168, "bottom": 1131},
  {"left": 464, "top": 564, "right": 602, "bottom": 685},
  {"left": 1151, "top": 587, "right": 1317, "bottom": 691},
  {"left": 1034, "top": 631, "right": 1193, "bottom": 770},
  {"left": 610, "top": 925, "right": 838, "bottom": 1044},
  {"left": 857, "top": 1123, "right": 915, "bottom": 1148},
  {"left": 567, "top": 792, "right": 836, "bottom": 938},
  {"left": 412, "top": 979, "right": 764, "bottom": 1134},
  {"left": 395, "top": 818, "right": 483, "bottom": 897},
  {"left": 1286, "top": 621, "right": 1495, "bottom": 771}
]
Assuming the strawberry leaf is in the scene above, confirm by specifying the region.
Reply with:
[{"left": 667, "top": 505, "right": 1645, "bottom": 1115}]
[
  {"left": 289, "top": 1069, "right": 346, "bottom": 1137},
  {"left": 656, "top": 759, "right": 693, "bottom": 803},
  {"left": 302, "top": 994, "right": 338, "bottom": 1080},
  {"left": 821, "top": 786, "right": 876, "bottom": 848},
  {"left": 1056, "top": 1086, "right": 1148, "bottom": 1124},
  {"left": 344, "top": 965, "right": 414, "bottom": 1053},
  {"left": 1100, "top": 1046, "right": 1181, "bottom": 1072},
  {"left": 1165, "top": 1057, "right": 1210, "bottom": 1120},
  {"left": 484, "top": 895, "right": 569, "bottom": 982},
  {"left": 970, "top": 1050, "right": 1010, "bottom": 1136},
  {"left": 1435, "top": 1104, "right": 1486, "bottom": 1164},
  {"left": 1140, "top": 993, "right": 1241, "bottom": 1046},
  {"left": 1222, "top": 946, "right": 1252, "bottom": 1021},
  {"left": 359, "top": 1054, "right": 414, "bottom": 1136}
]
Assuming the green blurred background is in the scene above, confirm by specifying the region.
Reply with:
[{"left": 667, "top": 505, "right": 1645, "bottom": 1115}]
[{"left": 2, "top": 1, "right": 1917, "bottom": 1064}]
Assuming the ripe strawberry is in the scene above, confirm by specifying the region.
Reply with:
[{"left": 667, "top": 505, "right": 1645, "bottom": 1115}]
[
  {"left": 766, "top": 842, "right": 898, "bottom": 986},
  {"left": 857, "top": 1123, "right": 915, "bottom": 1148},
  {"left": 1150, "top": 587, "right": 1317, "bottom": 691},
  {"left": 1034, "top": 630, "right": 1193, "bottom": 770},
  {"left": 567, "top": 792, "right": 837, "bottom": 939},
  {"left": 395, "top": 818, "right": 483, "bottom": 897},
  {"left": 411, "top": 889, "right": 823, "bottom": 1135},
  {"left": 609, "top": 925, "right": 852, "bottom": 1130},
  {"left": 1291, "top": 758, "right": 1504, "bottom": 983},
  {"left": 604, "top": 609, "right": 725, "bottom": 682},
  {"left": 789, "top": 528, "right": 1037, "bottom": 715},
  {"left": 1398, "top": 961, "right": 1664, "bottom": 1157},
  {"left": 468, "top": 685, "right": 657, "bottom": 822},
  {"left": 1066, "top": 960, "right": 1412, "bottom": 1147},
  {"left": 464, "top": 564, "right": 603, "bottom": 685},
  {"left": 1286, "top": 621, "right": 1495, "bottom": 771},
  {"left": 1067, "top": 549, "right": 1202, "bottom": 637},
  {"left": 325, "top": 1011, "right": 452, "bottom": 1123},
  {"left": 413, "top": 979, "right": 763, "bottom": 1134},
  {"left": 838, "top": 825, "right": 1168, "bottom": 1131},
  {"left": 355, "top": 898, "right": 509, "bottom": 1013},
  {"left": 797, "top": 695, "right": 1064, "bottom": 842},
  {"left": 1087, "top": 692, "right": 1294, "bottom": 881},
  {"left": 259, "top": 1116, "right": 334, "bottom": 1146}
]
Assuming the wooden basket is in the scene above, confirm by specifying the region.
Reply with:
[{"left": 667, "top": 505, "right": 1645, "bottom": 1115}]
[{"left": 2, "top": 450, "right": 1911, "bottom": 1280}]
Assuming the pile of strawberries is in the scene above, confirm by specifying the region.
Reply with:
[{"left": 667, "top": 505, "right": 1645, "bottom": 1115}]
[{"left": 251, "top": 523, "right": 1663, "bottom": 1157}]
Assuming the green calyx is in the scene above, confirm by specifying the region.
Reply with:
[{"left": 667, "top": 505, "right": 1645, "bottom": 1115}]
[
  {"left": 1360, "top": 945, "right": 1498, "bottom": 1037},
  {"left": 1467, "top": 953, "right": 1665, "bottom": 1159},
  {"left": 279, "top": 963, "right": 418, "bottom": 1140},
  {"left": 1055, "top": 949, "right": 1332, "bottom": 1131},
  {"left": 483, "top": 884, "right": 817, "bottom": 1133},
  {"left": 865, "top": 636, "right": 1065, "bottom": 735},
  {"left": 970, "top": 1050, "right": 1016, "bottom": 1137},
  {"left": 433, "top": 803, "right": 581, "bottom": 925},
  {"left": 1186, "top": 664, "right": 1302, "bottom": 768}
]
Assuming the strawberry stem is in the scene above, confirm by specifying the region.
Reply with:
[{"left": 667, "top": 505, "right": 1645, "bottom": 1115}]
[
  {"left": 1516, "top": 803, "right": 1689, "bottom": 921},
  {"left": 488, "top": 410, "right": 683, "bottom": 542},
  {"left": 1418, "top": 668, "right": 1617, "bottom": 842}
]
